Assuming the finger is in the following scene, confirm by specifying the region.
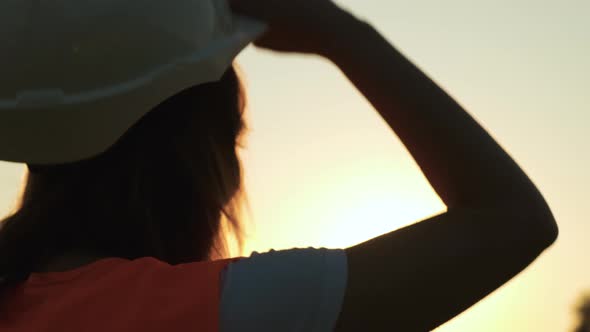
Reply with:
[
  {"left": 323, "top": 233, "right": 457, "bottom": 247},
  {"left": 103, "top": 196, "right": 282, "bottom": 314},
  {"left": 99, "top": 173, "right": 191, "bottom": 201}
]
[
  {"left": 227, "top": 0, "right": 273, "bottom": 22},
  {"left": 227, "top": 0, "right": 260, "bottom": 16}
]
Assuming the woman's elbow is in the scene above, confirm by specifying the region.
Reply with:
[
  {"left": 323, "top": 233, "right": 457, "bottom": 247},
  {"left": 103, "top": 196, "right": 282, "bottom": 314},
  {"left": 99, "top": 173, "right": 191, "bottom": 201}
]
[
  {"left": 540, "top": 214, "right": 559, "bottom": 248},
  {"left": 523, "top": 208, "right": 559, "bottom": 251},
  {"left": 517, "top": 197, "right": 559, "bottom": 248},
  {"left": 531, "top": 199, "right": 559, "bottom": 248}
]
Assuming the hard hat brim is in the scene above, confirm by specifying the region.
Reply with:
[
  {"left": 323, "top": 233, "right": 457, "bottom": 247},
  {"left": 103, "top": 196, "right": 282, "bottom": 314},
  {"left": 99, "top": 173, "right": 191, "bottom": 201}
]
[{"left": 0, "top": 15, "right": 266, "bottom": 165}]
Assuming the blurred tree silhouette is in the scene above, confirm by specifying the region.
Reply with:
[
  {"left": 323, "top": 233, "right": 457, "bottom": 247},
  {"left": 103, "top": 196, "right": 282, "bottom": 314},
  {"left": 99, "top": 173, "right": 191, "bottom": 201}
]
[{"left": 575, "top": 294, "right": 590, "bottom": 332}]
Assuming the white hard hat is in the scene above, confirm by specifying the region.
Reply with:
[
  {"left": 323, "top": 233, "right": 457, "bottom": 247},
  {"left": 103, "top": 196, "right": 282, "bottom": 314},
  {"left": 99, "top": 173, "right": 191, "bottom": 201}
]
[{"left": 0, "top": 0, "right": 266, "bottom": 165}]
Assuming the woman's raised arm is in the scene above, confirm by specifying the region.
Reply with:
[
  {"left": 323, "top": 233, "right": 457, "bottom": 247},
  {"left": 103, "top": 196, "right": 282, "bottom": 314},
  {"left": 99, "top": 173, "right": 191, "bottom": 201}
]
[{"left": 230, "top": 2, "right": 558, "bottom": 330}]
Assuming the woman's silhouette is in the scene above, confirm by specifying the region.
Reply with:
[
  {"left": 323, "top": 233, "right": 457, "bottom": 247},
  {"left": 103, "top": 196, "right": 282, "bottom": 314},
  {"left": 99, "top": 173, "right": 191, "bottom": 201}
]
[{"left": 0, "top": 0, "right": 558, "bottom": 331}]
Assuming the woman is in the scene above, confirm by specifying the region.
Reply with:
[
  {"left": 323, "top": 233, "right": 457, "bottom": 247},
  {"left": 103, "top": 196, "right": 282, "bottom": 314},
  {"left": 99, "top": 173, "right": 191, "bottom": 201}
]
[{"left": 0, "top": 0, "right": 558, "bottom": 331}]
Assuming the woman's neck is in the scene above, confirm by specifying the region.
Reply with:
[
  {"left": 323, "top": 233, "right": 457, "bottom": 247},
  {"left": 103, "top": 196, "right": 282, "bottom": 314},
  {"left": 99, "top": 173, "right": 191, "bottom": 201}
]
[{"left": 37, "top": 252, "right": 107, "bottom": 273}]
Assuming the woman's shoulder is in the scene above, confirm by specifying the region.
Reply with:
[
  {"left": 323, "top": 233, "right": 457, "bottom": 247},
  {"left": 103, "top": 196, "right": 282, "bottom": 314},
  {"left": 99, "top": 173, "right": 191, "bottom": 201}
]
[{"left": 219, "top": 247, "right": 348, "bottom": 332}]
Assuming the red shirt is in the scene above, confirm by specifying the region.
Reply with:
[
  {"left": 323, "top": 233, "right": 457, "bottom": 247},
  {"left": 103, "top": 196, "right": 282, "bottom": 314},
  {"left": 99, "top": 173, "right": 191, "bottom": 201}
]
[{"left": 0, "top": 257, "right": 238, "bottom": 332}]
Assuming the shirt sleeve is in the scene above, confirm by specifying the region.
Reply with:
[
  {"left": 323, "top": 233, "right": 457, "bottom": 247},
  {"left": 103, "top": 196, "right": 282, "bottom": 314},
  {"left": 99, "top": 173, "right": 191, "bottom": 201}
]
[{"left": 219, "top": 247, "right": 348, "bottom": 332}]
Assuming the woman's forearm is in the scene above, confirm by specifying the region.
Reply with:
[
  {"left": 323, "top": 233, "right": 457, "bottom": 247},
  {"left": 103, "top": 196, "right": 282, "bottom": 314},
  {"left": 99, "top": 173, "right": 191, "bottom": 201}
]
[{"left": 324, "top": 13, "right": 554, "bottom": 220}]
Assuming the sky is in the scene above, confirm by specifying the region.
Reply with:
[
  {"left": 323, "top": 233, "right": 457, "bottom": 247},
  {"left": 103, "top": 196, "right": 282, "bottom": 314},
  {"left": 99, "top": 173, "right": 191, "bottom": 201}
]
[{"left": 0, "top": 0, "right": 588, "bottom": 331}]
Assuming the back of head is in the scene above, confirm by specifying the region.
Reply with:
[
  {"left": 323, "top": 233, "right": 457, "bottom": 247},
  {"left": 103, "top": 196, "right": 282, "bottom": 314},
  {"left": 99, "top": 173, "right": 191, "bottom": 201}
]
[{"left": 0, "top": 66, "right": 248, "bottom": 284}]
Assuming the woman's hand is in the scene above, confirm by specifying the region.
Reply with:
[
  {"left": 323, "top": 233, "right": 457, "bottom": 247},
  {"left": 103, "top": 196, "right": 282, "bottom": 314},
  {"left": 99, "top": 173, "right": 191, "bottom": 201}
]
[{"left": 229, "top": 0, "right": 354, "bottom": 55}]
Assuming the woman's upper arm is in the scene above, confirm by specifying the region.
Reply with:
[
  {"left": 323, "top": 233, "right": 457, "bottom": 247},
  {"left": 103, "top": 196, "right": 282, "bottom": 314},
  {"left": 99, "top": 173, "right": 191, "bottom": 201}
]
[
  {"left": 335, "top": 207, "right": 556, "bottom": 332},
  {"left": 219, "top": 247, "right": 347, "bottom": 332}
]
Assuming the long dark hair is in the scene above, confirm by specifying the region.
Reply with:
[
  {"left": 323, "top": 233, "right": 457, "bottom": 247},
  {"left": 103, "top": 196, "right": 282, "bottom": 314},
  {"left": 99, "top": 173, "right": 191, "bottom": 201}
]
[{"left": 0, "top": 65, "right": 248, "bottom": 284}]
